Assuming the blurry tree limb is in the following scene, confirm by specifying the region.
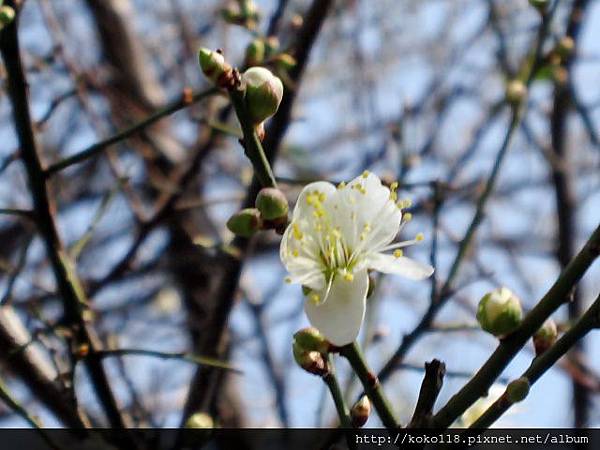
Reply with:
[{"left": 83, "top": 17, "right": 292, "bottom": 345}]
[
  {"left": 0, "top": 305, "right": 88, "bottom": 428},
  {"left": 45, "top": 88, "right": 218, "bottom": 175},
  {"left": 0, "top": 6, "right": 132, "bottom": 430}
]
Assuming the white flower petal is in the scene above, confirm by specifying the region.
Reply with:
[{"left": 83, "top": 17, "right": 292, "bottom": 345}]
[
  {"left": 292, "top": 181, "right": 337, "bottom": 221},
  {"left": 366, "top": 253, "right": 434, "bottom": 280},
  {"left": 304, "top": 269, "right": 369, "bottom": 346},
  {"left": 333, "top": 173, "right": 401, "bottom": 251},
  {"left": 280, "top": 220, "right": 326, "bottom": 290}
]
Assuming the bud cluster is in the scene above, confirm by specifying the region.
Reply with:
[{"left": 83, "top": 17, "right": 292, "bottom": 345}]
[
  {"left": 221, "top": 0, "right": 260, "bottom": 30},
  {"left": 226, "top": 187, "right": 288, "bottom": 238},
  {"left": 244, "top": 37, "right": 297, "bottom": 73}
]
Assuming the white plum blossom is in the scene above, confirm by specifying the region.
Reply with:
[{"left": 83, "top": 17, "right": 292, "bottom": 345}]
[{"left": 280, "top": 171, "right": 434, "bottom": 346}]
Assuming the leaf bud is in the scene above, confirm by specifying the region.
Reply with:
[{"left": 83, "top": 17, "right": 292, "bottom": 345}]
[
  {"left": 226, "top": 208, "right": 262, "bottom": 237},
  {"left": 351, "top": 395, "right": 371, "bottom": 427},
  {"left": 533, "top": 318, "right": 557, "bottom": 355},
  {"left": 506, "top": 377, "right": 530, "bottom": 403}
]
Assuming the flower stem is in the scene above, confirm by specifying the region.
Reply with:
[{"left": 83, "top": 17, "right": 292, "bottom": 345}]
[
  {"left": 323, "top": 354, "right": 353, "bottom": 428},
  {"left": 341, "top": 342, "right": 399, "bottom": 430},
  {"left": 229, "top": 86, "right": 278, "bottom": 188}
]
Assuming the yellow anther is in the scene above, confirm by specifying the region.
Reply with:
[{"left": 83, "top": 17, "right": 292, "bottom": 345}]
[
  {"left": 390, "top": 181, "right": 398, "bottom": 191},
  {"left": 332, "top": 229, "right": 341, "bottom": 239},
  {"left": 318, "top": 192, "right": 326, "bottom": 202},
  {"left": 362, "top": 170, "right": 370, "bottom": 178},
  {"left": 404, "top": 198, "right": 413, "bottom": 208},
  {"left": 292, "top": 249, "right": 299, "bottom": 257},
  {"left": 393, "top": 249, "right": 404, "bottom": 258},
  {"left": 363, "top": 223, "right": 371, "bottom": 232},
  {"left": 403, "top": 212, "right": 413, "bottom": 222},
  {"left": 344, "top": 272, "right": 354, "bottom": 281},
  {"left": 415, "top": 232, "right": 424, "bottom": 242},
  {"left": 310, "top": 293, "right": 320, "bottom": 304},
  {"left": 285, "top": 276, "right": 292, "bottom": 284},
  {"left": 390, "top": 191, "right": 398, "bottom": 201},
  {"left": 337, "top": 181, "right": 346, "bottom": 189},
  {"left": 292, "top": 223, "right": 303, "bottom": 240}
]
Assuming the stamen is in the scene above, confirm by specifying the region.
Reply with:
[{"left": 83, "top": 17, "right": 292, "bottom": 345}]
[
  {"left": 393, "top": 249, "right": 403, "bottom": 258},
  {"left": 415, "top": 232, "right": 424, "bottom": 242}
]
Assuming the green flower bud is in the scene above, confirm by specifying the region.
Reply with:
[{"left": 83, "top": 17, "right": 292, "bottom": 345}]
[
  {"left": 185, "top": 412, "right": 214, "bottom": 428},
  {"left": 529, "top": 0, "right": 549, "bottom": 12},
  {"left": 351, "top": 395, "right": 371, "bottom": 428},
  {"left": 506, "top": 377, "right": 530, "bottom": 403},
  {"left": 255, "top": 187, "right": 288, "bottom": 220},
  {"left": 556, "top": 36, "right": 575, "bottom": 60},
  {"left": 533, "top": 318, "right": 557, "bottom": 355},
  {"left": 198, "top": 48, "right": 231, "bottom": 84},
  {"left": 221, "top": 1, "right": 259, "bottom": 29},
  {"left": 477, "top": 287, "right": 523, "bottom": 338},
  {"left": 293, "top": 327, "right": 329, "bottom": 354},
  {"left": 264, "top": 36, "right": 280, "bottom": 57},
  {"left": 505, "top": 80, "right": 527, "bottom": 106},
  {"left": 226, "top": 208, "right": 262, "bottom": 237},
  {"left": 0, "top": 5, "right": 15, "bottom": 26},
  {"left": 274, "top": 53, "right": 297, "bottom": 71},
  {"left": 292, "top": 341, "right": 328, "bottom": 376},
  {"left": 242, "top": 67, "right": 283, "bottom": 125},
  {"left": 245, "top": 39, "right": 265, "bottom": 66}
]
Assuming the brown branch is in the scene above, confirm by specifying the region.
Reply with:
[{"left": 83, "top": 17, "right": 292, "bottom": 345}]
[{"left": 0, "top": 4, "right": 132, "bottom": 431}]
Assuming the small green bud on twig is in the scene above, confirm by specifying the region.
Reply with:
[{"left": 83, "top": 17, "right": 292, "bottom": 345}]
[
  {"left": 198, "top": 48, "right": 232, "bottom": 86},
  {"left": 477, "top": 287, "right": 523, "bottom": 338},
  {"left": 185, "top": 412, "right": 214, "bottom": 429},
  {"left": 256, "top": 187, "right": 288, "bottom": 220},
  {"left": 555, "top": 36, "right": 575, "bottom": 60},
  {"left": 505, "top": 80, "right": 527, "bottom": 106},
  {"left": 292, "top": 340, "right": 329, "bottom": 376},
  {"left": 293, "top": 327, "right": 330, "bottom": 354},
  {"left": 533, "top": 318, "right": 557, "bottom": 355},
  {"left": 245, "top": 39, "right": 266, "bottom": 66},
  {"left": 0, "top": 5, "right": 15, "bottom": 27},
  {"left": 242, "top": 67, "right": 284, "bottom": 125},
  {"left": 528, "top": 0, "right": 549, "bottom": 12},
  {"left": 506, "top": 377, "right": 530, "bottom": 403},
  {"left": 351, "top": 395, "right": 371, "bottom": 427},
  {"left": 226, "top": 208, "right": 262, "bottom": 237},
  {"left": 221, "top": 1, "right": 259, "bottom": 29},
  {"left": 264, "top": 36, "right": 280, "bottom": 57},
  {"left": 274, "top": 53, "right": 297, "bottom": 72}
]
